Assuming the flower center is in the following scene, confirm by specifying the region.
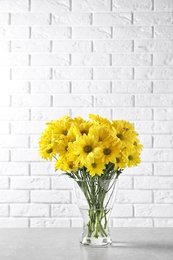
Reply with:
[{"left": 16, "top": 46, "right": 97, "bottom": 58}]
[
  {"left": 84, "top": 145, "right": 92, "bottom": 153},
  {"left": 81, "top": 130, "right": 88, "bottom": 135},
  {"left": 128, "top": 155, "right": 133, "bottom": 160},
  {"left": 46, "top": 148, "right": 53, "bottom": 154},
  {"left": 91, "top": 163, "right": 97, "bottom": 168},
  {"left": 103, "top": 148, "right": 111, "bottom": 155},
  {"left": 117, "top": 133, "right": 124, "bottom": 140},
  {"left": 62, "top": 130, "right": 68, "bottom": 135},
  {"left": 116, "top": 158, "right": 120, "bottom": 163}
]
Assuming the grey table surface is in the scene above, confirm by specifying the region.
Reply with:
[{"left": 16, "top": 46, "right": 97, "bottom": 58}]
[{"left": 0, "top": 228, "right": 172, "bottom": 260}]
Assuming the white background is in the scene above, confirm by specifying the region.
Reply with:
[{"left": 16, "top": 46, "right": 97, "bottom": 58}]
[{"left": 0, "top": 0, "right": 173, "bottom": 228}]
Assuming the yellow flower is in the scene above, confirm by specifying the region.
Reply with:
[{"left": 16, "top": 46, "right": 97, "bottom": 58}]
[
  {"left": 122, "top": 148, "right": 141, "bottom": 167},
  {"left": 73, "top": 134, "right": 103, "bottom": 165},
  {"left": 85, "top": 159, "right": 106, "bottom": 177},
  {"left": 89, "top": 114, "right": 111, "bottom": 126},
  {"left": 114, "top": 153, "right": 127, "bottom": 169},
  {"left": 111, "top": 120, "right": 136, "bottom": 148},
  {"left": 38, "top": 128, "right": 57, "bottom": 161},
  {"left": 88, "top": 125, "right": 113, "bottom": 144},
  {"left": 55, "top": 156, "right": 76, "bottom": 172},
  {"left": 72, "top": 121, "right": 93, "bottom": 137},
  {"left": 101, "top": 142, "right": 121, "bottom": 164},
  {"left": 133, "top": 138, "right": 143, "bottom": 152}
]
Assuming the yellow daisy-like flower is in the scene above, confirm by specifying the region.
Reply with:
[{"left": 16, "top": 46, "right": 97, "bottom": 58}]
[
  {"left": 114, "top": 153, "right": 127, "bottom": 170},
  {"left": 72, "top": 121, "right": 93, "bottom": 137},
  {"left": 88, "top": 125, "right": 113, "bottom": 144},
  {"left": 55, "top": 156, "right": 76, "bottom": 172},
  {"left": 38, "top": 128, "right": 57, "bottom": 161},
  {"left": 101, "top": 142, "right": 121, "bottom": 165},
  {"left": 85, "top": 159, "right": 106, "bottom": 177},
  {"left": 122, "top": 148, "right": 141, "bottom": 167},
  {"left": 73, "top": 134, "right": 103, "bottom": 165},
  {"left": 133, "top": 138, "right": 143, "bottom": 152},
  {"left": 89, "top": 114, "right": 111, "bottom": 126}
]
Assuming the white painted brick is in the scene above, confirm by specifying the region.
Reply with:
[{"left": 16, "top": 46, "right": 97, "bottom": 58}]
[
  {"left": 154, "top": 135, "right": 173, "bottom": 148},
  {"left": 135, "top": 204, "right": 173, "bottom": 217},
  {"left": 52, "top": 205, "right": 80, "bottom": 217},
  {"left": 124, "top": 163, "right": 153, "bottom": 176},
  {"left": 135, "top": 67, "right": 173, "bottom": 80},
  {"left": 155, "top": 26, "right": 173, "bottom": 38},
  {"left": 72, "top": 53, "right": 110, "bottom": 66},
  {"left": 12, "top": 94, "right": 51, "bottom": 107},
  {"left": 73, "top": 27, "right": 111, "bottom": 39},
  {"left": 30, "top": 163, "right": 55, "bottom": 176},
  {"left": 154, "top": 108, "right": 173, "bottom": 120},
  {"left": 134, "top": 39, "right": 173, "bottom": 52},
  {"left": 111, "top": 204, "right": 133, "bottom": 217},
  {"left": 134, "top": 12, "right": 173, "bottom": 25},
  {"left": 53, "top": 40, "right": 91, "bottom": 52},
  {"left": 31, "top": 0, "right": 70, "bottom": 12},
  {"left": 31, "top": 81, "right": 70, "bottom": 93},
  {"left": 0, "top": 95, "right": 10, "bottom": 106},
  {"left": 0, "top": 150, "right": 9, "bottom": 161},
  {"left": 31, "top": 191, "right": 70, "bottom": 203},
  {"left": 94, "top": 67, "right": 133, "bottom": 79},
  {"left": 72, "top": 81, "right": 111, "bottom": 93},
  {"left": 94, "top": 94, "right": 133, "bottom": 107},
  {"left": 154, "top": 191, "right": 173, "bottom": 203},
  {"left": 12, "top": 68, "right": 51, "bottom": 80},
  {"left": 51, "top": 176, "right": 73, "bottom": 190},
  {"left": 93, "top": 40, "right": 132, "bottom": 52},
  {"left": 112, "top": 218, "right": 153, "bottom": 227},
  {"left": 139, "top": 135, "right": 152, "bottom": 148},
  {"left": 0, "top": 205, "right": 8, "bottom": 217},
  {"left": 11, "top": 13, "right": 50, "bottom": 25},
  {"left": 0, "top": 108, "right": 29, "bottom": 121},
  {"left": 0, "top": 135, "right": 28, "bottom": 148},
  {"left": 11, "top": 177, "right": 50, "bottom": 190},
  {"left": 153, "top": 81, "right": 173, "bottom": 93},
  {"left": 0, "top": 0, "right": 29, "bottom": 12},
  {"left": 117, "top": 177, "right": 133, "bottom": 189},
  {"left": 53, "top": 13, "right": 91, "bottom": 25},
  {"left": 72, "top": 0, "right": 111, "bottom": 11},
  {"left": 112, "top": 81, "right": 152, "bottom": 93},
  {"left": 53, "top": 94, "right": 92, "bottom": 107},
  {"left": 0, "top": 68, "right": 10, "bottom": 79},
  {"left": 0, "top": 40, "right": 10, "bottom": 52},
  {"left": 31, "top": 218, "right": 70, "bottom": 228},
  {"left": 0, "top": 219, "right": 28, "bottom": 228},
  {"left": 136, "top": 94, "right": 173, "bottom": 107},
  {"left": 113, "top": 26, "right": 152, "bottom": 39},
  {"left": 155, "top": 0, "right": 173, "bottom": 11},
  {"left": 116, "top": 190, "right": 152, "bottom": 203},
  {"left": 0, "top": 81, "right": 30, "bottom": 93},
  {"left": 0, "top": 26, "right": 29, "bottom": 39},
  {"left": 134, "top": 176, "right": 173, "bottom": 189},
  {"left": 0, "top": 54, "right": 29, "bottom": 66},
  {"left": 0, "top": 162, "right": 28, "bottom": 176},
  {"left": 32, "top": 27, "right": 71, "bottom": 39},
  {"left": 53, "top": 67, "right": 92, "bottom": 80},
  {"left": 31, "top": 108, "right": 70, "bottom": 121},
  {"left": 0, "top": 14, "right": 9, "bottom": 24},
  {"left": 113, "top": 108, "right": 152, "bottom": 120},
  {"left": 141, "top": 148, "right": 172, "bottom": 162},
  {"left": 30, "top": 135, "right": 41, "bottom": 148},
  {"left": 71, "top": 218, "right": 83, "bottom": 227},
  {"left": 12, "top": 40, "right": 51, "bottom": 52},
  {"left": 11, "top": 204, "right": 49, "bottom": 217},
  {"left": 0, "top": 191, "right": 29, "bottom": 203},
  {"left": 11, "top": 149, "right": 40, "bottom": 162},
  {"left": 112, "top": 54, "right": 151, "bottom": 66},
  {"left": 113, "top": 0, "right": 152, "bottom": 11},
  {"left": 71, "top": 108, "right": 112, "bottom": 119},
  {"left": 31, "top": 54, "right": 70, "bottom": 66},
  {"left": 135, "top": 121, "right": 173, "bottom": 134},
  {"left": 153, "top": 53, "right": 173, "bottom": 66},
  {"left": 0, "top": 177, "right": 9, "bottom": 189},
  {"left": 154, "top": 163, "right": 173, "bottom": 176},
  {"left": 154, "top": 219, "right": 173, "bottom": 227},
  {"left": 11, "top": 121, "right": 45, "bottom": 134},
  {"left": 94, "top": 13, "right": 132, "bottom": 25},
  {"left": 0, "top": 122, "right": 9, "bottom": 134}
]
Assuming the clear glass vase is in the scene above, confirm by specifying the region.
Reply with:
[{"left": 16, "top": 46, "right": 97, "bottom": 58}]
[{"left": 73, "top": 177, "right": 118, "bottom": 247}]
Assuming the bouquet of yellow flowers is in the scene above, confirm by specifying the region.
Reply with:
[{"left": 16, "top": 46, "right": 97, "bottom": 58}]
[{"left": 39, "top": 114, "right": 143, "bottom": 246}]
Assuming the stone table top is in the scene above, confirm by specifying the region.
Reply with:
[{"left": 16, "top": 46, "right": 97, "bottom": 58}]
[{"left": 0, "top": 228, "right": 173, "bottom": 260}]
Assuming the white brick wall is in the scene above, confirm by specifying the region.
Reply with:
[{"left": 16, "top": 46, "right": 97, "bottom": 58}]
[{"left": 0, "top": 0, "right": 172, "bottom": 228}]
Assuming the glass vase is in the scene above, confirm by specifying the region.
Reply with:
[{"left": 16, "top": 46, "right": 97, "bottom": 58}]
[{"left": 73, "top": 176, "right": 118, "bottom": 247}]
